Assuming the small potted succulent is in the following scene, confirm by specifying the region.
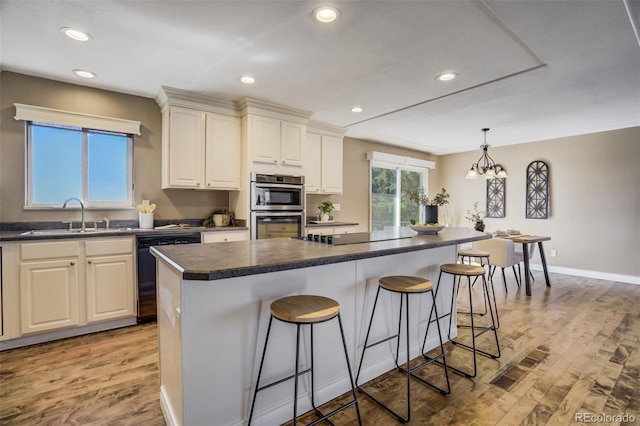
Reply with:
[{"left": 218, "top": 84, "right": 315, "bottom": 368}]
[
  {"left": 408, "top": 187, "right": 450, "bottom": 224},
  {"left": 465, "top": 202, "right": 486, "bottom": 232},
  {"left": 317, "top": 201, "right": 334, "bottom": 222},
  {"left": 203, "top": 208, "right": 235, "bottom": 227}
]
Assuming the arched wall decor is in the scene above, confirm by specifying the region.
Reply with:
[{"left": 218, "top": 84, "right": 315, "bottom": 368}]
[
  {"left": 486, "top": 178, "right": 505, "bottom": 218},
  {"left": 526, "top": 160, "right": 549, "bottom": 219}
]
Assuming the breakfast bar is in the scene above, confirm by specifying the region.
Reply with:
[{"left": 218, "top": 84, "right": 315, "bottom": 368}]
[{"left": 151, "top": 227, "right": 490, "bottom": 426}]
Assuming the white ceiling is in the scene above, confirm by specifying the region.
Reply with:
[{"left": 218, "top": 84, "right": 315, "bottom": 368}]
[{"left": 1, "top": 0, "right": 639, "bottom": 155}]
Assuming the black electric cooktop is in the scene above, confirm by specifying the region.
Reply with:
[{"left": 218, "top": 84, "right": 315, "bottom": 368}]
[{"left": 299, "top": 228, "right": 416, "bottom": 245}]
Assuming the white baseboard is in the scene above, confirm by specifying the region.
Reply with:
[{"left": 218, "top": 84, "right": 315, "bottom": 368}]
[
  {"left": 528, "top": 263, "right": 639, "bottom": 285},
  {"left": 160, "top": 386, "right": 179, "bottom": 426}
]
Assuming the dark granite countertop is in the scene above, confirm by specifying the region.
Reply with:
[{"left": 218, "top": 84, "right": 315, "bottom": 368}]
[
  {"left": 151, "top": 227, "right": 490, "bottom": 281},
  {"left": 0, "top": 226, "right": 249, "bottom": 242}
]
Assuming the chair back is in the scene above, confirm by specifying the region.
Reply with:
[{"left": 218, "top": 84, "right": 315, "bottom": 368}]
[{"left": 472, "top": 238, "right": 518, "bottom": 268}]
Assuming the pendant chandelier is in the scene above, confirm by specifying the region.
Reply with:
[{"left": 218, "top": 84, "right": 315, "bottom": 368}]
[{"left": 465, "top": 128, "right": 508, "bottom": 179}]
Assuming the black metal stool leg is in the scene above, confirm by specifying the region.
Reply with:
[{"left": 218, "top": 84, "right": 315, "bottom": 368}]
[{"left": 248, "top": 316, "right": 273, "bottom": 426}]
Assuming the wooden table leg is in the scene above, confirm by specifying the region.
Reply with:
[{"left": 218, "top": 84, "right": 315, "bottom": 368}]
[
  {"left": 538, "top": 242, "right": 551, "bottom": 287},
  {"left": 522, "top": 243, "right": 532, "bottom": 296}
]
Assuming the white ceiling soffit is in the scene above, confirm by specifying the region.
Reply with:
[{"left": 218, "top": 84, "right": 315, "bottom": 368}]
[{"left": 1, "top": 0, "right": 638, "bottom": 155}]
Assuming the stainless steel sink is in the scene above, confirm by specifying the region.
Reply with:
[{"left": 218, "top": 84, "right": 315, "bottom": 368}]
[{"left": 20, "top": 228, "right": 132, "bottom": 236}]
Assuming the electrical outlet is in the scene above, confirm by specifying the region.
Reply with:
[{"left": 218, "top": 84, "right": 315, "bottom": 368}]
[
  {"left": 333, "top": 203, "right": 341, "bottom": 211},
  {"left": 551, "top": 249, "right": 557, "bottom": 257}
]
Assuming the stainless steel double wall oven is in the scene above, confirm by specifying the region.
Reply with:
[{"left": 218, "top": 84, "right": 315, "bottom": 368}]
[{"left": 250, "top": 172, "right": 305, "bottom": 239}]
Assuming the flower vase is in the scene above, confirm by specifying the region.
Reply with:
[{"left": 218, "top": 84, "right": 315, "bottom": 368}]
[
  {"left": 474, "top": 221, "right": 485, "bottom": 232},
  {"left": 424, "top": 205, "right": 438, "bottom": 224},
  {"left": 321, "top": 213, "right": 330, "bottom": 222}
]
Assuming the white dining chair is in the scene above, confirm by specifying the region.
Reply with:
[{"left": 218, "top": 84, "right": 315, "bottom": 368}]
[{"left": 471, "top": 238, "right": 521, "bottom": 292}]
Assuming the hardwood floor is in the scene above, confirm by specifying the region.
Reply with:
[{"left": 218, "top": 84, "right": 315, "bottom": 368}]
[{"left": 1, "top": 272, "right": 638, "bottom": 425}]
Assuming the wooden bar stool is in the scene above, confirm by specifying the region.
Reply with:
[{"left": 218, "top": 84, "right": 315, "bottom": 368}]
[
  {"left": 424, "top": 264, "right": 500, "bottom": 379},
  {"left": 355, "top": 275, "right": 450, "bottom": 423},
  {"left": 248, "top": 295, "right": 361, "bottom": 426},
  {"left": 457, "top": 248, "right": 500, "bottom": 329}
]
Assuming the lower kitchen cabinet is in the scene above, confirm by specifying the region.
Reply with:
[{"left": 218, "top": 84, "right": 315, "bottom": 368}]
[
  {"left": 305, "top": 225, "right": 358, "bottom": 236},
  {"left": 20, "top": 258, "right": 80, "bottom": 334},
  {"left": 202, "top": 229, "right": 249, "bottom": 243},
  {"left": 14, "top": 237, "right": 135, "bottom": 337},
  {"left": 85, "top": 238, "right": 135, "bottom": 323}
]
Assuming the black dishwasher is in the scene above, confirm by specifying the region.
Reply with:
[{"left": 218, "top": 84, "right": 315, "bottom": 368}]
[{"left": 136, "top": 232, "right": 202, "bottom": 323}]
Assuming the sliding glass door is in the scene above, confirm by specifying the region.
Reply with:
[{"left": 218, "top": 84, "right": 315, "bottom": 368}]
[{"left": 371, "top": 166, "right": 425, "bottom": 231}]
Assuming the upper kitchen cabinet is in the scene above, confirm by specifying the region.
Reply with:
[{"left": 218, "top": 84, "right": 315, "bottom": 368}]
[
  {"left": 305, "top": 122, "right": 346, "bottom": 194},
  {"left": 156, "top": 86, "right": 241, "bottom": 190},
  {"left": 240, "top": 98, "right": 312, "bottom": 173}
]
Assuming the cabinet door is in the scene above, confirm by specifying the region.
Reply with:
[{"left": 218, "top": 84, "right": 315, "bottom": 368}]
[
  {"left": 205, "top": 113, "right": 241, "bottom": 189},
  {"left": 86, "top": 254, "right": 135, "bottom": 323},
  {"left": 251, "top": 115, "right": 280, "bottom": 164},
  {"left": 20, "top": 259, "right": 79, "bottom": 334},
  {"left": 304, "top": 133, "right": 321, "bottom": 193},
  {"left": 202, "top": 230, "right": 249, "bottom": 243},
  {"left": 280, "top": 121, "right": 305, "bottom": 167},
  {"left": 168, "top": 106, "right": 205, "bottom": 188},
  {"left": 321, "top": 135, "right": 343, "bottom": 194}
]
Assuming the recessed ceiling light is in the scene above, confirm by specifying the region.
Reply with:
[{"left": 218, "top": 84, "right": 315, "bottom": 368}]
[
  {"left": 313, "top": 6, "right": 340, "bottom": 23},
  {"left": 240, "top": 76, "right": 256, "bottom": 84},
  {"left": 73, "top": 69, "right": 96, "bottom": 79},
  {"left": 436, "top": 72, "right": 457, "bottom": 81},
  {"left": 350, "top": 106, "right": 363, "bottom": 113},
  {"left": 60, "top": 27, "right": 92, "bottom": 42}
]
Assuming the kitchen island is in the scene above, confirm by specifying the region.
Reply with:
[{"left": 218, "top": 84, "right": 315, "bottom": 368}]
[{"left": 151, "top": 227, "right": 490, "bottom": 426}]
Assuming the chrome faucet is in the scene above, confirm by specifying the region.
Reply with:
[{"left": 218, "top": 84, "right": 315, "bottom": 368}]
[
  {"left": 103, "top": 217, "right": 110, "bottom": 229},
  {"left": 62, "top": 197, "right": 86, "bottom": 232}
]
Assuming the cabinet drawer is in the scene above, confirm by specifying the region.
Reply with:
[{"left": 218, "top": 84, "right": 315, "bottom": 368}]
[
  {"left": 21, "top": 241, "right": 80, "bottom": 261},
  {"left": 334, "top": 226, "right": 357, "bottom": 234},
  {"left": 202, "top": 230, "right": 249, "bottom": 243},
  {"left": 85, "top": 238, "right": 133, "bottom": 257}
]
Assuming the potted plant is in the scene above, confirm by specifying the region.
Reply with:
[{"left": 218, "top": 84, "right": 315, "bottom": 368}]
[
  {"left": 203, "top": 208, "right": 235, "bottom": 227},
  {"left": 408, "top": 187, "right": 450, "bottom": 224},
  {"left": 317, "top": 201, "right": 334, "bottom": 222},
  {"left": 465, "top": 202, "right": 486, "bottom": 231}
]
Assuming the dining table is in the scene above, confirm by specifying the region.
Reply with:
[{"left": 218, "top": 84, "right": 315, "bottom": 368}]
[{"left": 501, "top": 234, "right": 552, "bottom": 296}]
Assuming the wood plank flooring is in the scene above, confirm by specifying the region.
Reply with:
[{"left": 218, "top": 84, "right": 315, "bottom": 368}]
[{"left": 1, "top": 272, "right": 639, "bottom": 425}]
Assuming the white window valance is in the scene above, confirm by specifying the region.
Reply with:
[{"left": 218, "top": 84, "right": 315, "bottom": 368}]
[
  {"left": 366, "top": 151, "right": 436, "bottom": 169},
  {"left": 14, "top": 103, "right": 141, "bottom": 135}
]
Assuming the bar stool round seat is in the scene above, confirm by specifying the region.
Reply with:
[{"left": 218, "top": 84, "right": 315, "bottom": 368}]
[
  {"left": 440, "top": 263, "right": 486, "bottom": 276},
  {"left": 379, "top": 275, "right": 433, "bottom": 293},
  {"left": 356, "top": 275, "right": 450, "bottom": 423},
  {"left": 248, "top": 295, "right": 362, "bottom": 426},
  {"left": 458, "top": 248, "right": 490, "bottom": 261},
  {"left": 271, "top": 295, "right": 339, "bottom": 323}
]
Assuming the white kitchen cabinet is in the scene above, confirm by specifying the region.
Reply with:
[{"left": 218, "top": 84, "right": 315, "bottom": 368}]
[
  {"left": 85, "top": 239, "right": 135, "bottom": 323},
  {"left": 305, "top": 124, "right": 345, "bottom": 194},
  {"left": 17, "top": 237, "right": 136, "bottom": 336},
  {"left": 305, "top": 133, "right": 322, "bottom": 193},
  {"left": 157, "top": 86, "right": 241, "bottom": 190},
  {"left": 305, "top": 225, "right": 357, "bottom": 236},
  {"left": 205, "top": 113, "right": 241, "bottom": 189},
  {"left": 19, "top": 241, "right": 81, "bottom": 334},
  {"left": 248, "top": 115, "right": 305, "bottom": 168},
  {"left": 202, "top": 229, "right": 249, "bottom": 243},
  {"left": 166, "top": 106, "right": 206, "bottom": 189}
]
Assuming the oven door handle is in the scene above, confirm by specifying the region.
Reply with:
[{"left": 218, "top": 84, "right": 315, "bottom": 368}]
[
  {"left": 252, "top": 182, "right": 304, "bottom": 190},
  {"left": 252, "top": 211, "right": 304, "bottom": 217}
]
